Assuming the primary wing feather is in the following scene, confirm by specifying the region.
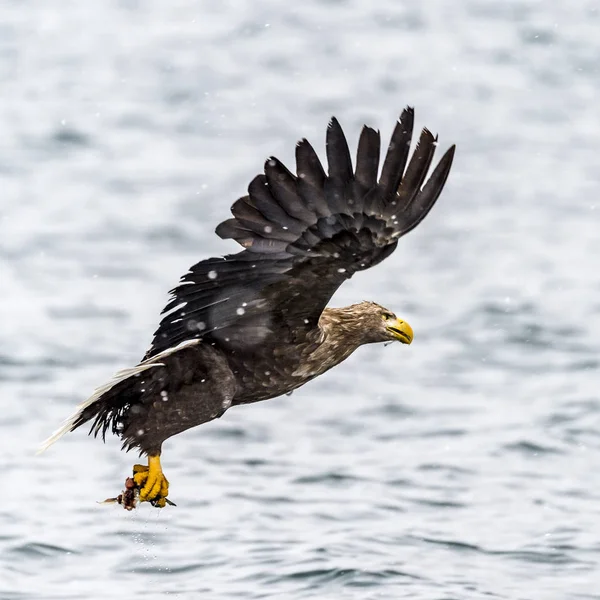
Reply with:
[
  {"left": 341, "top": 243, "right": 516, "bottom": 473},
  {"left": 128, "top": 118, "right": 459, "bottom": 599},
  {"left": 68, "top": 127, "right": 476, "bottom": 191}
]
[{"left": 144, "top": 108, "right": 455, "bottom": 360}]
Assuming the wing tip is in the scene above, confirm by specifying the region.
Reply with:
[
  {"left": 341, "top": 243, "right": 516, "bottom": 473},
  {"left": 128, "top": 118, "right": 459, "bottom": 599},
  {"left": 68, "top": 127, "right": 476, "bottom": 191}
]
[
  {"left": 435, "top": 144, "right": 457, "bottom": 174},
  {"left": 420, "top": 127, "right": 436, "bottom": 143},
  {"left": 360, "top": 124, "right": 380, "bottom": 136},
  {"left": 399, "top": 105, "right": 415, "bottom": 123},
  {"left": 328, "top": 116, "right": 341, "bottom": 130}
]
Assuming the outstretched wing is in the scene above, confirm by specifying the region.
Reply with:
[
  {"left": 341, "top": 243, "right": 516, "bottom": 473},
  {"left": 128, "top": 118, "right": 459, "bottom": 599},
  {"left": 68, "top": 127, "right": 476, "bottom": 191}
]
[{"left": 145, "top": 108, "right": 455, "bottom": 359}]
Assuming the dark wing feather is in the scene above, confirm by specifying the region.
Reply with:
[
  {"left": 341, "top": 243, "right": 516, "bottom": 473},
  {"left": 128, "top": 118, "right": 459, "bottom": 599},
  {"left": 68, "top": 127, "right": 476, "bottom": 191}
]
[
  {"left": 324, "top": 118, "right": 354, "bottom": 215},
  {"left": 389, "top": 143, "right": 456, "bottom": 236},
  {"left": 354, "top": 126, "right": 381, "bottom": 194},
  {"left": 326, "top": 118, "right": 354, "bottom": 185},
  {"left": 144, "top": 108, "right": 455, "bottom": 359},
  {"left": 379, "top": 107, "right": 414, "bottom": 199}
]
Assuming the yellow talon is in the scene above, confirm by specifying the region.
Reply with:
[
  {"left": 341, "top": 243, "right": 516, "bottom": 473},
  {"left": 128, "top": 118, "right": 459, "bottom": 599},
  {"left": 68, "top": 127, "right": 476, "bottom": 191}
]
[
  {"left": 132, "top": 454, "right": 172, "bottom": 507},
  {"left": 100, "top": 455, "right": 175, "bottom": 510}
]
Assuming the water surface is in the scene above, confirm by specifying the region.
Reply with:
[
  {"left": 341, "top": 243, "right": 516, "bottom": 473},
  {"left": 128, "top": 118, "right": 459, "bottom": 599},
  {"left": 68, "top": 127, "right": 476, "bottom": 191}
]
[{"left": 2, "top": 1, "right": 600, "bottom": 598}]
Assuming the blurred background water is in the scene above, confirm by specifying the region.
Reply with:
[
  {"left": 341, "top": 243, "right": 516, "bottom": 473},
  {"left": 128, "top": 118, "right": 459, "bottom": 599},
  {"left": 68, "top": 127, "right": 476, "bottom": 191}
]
[{"left": 2, "top": 1, "right": 600, "bottom": 598}]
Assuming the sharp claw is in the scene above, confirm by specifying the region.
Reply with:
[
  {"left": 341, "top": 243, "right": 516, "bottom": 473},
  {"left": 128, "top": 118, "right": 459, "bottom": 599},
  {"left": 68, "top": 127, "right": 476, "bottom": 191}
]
[
  {"left": 102, "top": 457, "right": 174, "bottom": 510},
  {"left": 150, "top": 496, "right": 176, "bottom": 508}
]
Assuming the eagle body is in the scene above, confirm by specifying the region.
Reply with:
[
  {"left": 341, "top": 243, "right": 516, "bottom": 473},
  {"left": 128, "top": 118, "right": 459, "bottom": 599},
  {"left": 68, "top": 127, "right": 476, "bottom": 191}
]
[
  {"left": 41, "top": 108, "right": 455, "bottom": 508},
  {"left": 76, "top": 303, "right": 386, "bottom": 454}
]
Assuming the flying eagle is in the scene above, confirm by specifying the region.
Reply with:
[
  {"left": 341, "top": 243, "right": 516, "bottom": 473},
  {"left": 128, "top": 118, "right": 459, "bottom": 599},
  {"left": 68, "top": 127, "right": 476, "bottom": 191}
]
[{"left": 41, "top": 108, "right": 455, "bottom": 509}]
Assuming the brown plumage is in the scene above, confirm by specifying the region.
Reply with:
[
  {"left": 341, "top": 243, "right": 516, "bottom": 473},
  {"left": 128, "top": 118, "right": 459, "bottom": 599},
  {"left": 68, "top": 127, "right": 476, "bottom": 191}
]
[{"left": 40, "top": 107, "right": 455, "bottom": 508}]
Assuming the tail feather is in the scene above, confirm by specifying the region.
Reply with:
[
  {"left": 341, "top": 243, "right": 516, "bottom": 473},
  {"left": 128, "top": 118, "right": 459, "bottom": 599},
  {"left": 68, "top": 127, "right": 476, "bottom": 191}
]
[
  {"left": 37, "top": 363, "right": 163, "bottom": 454},
  {"left": 37, "top": 339, "right": 201, "bottom": 454}
]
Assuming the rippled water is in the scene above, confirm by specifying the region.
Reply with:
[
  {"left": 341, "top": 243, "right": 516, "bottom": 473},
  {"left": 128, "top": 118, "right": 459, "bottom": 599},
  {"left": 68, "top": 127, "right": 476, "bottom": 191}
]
[{"left": 2, "top": 1, "right": 600, "bottom": 598}]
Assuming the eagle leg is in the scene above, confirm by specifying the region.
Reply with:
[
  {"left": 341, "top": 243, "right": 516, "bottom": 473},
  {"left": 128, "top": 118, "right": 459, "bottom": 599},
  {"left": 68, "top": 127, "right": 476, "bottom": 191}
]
[{"left": 131, "top": 454, "right": 173, "bottom": 508}]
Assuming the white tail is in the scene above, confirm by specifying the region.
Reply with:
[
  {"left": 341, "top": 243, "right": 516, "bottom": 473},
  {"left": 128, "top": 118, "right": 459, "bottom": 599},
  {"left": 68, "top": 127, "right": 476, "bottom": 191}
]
[{"left": 37, "top": 339, "right": 202, "bottom": 454}]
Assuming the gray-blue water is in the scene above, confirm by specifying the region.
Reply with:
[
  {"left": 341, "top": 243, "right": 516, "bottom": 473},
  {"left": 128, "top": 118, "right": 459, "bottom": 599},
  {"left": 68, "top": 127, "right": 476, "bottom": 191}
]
[{"left": 2, "top": 1, "right": 600, "bottom": 598}]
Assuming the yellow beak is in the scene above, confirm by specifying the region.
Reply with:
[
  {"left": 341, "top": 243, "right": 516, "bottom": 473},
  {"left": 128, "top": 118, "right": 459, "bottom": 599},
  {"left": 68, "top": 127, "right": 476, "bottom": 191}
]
[{"left": 387, "top": 318, "right": 413, "bottom": 344}]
